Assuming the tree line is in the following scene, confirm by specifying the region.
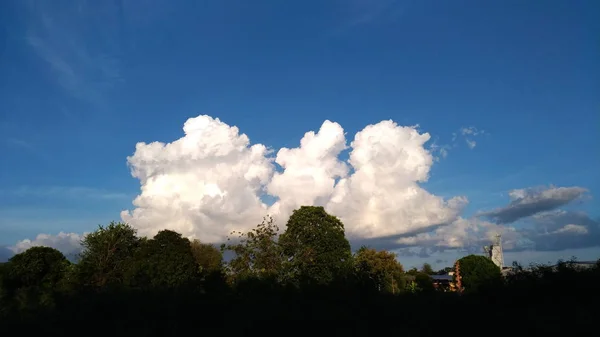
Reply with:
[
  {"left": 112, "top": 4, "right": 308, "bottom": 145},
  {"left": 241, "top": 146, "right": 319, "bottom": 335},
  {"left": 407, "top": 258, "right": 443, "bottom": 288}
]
[{"left": 1, "top": 206, "right": 598, "bottom": 336}]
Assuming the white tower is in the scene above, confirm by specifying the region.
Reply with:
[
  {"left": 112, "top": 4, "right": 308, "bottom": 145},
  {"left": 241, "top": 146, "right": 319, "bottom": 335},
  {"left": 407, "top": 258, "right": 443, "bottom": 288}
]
[{"left": 483, "top": 234, "right": 504, "bottom": 269}]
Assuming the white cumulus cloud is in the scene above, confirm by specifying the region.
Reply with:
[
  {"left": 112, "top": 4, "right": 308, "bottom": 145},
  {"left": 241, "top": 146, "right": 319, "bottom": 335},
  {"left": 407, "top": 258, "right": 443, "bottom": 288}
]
[
  {"left": 326, "top": 120, "right": 467, "bottom": 239},
  {"left": 120, "top": 115, "right": 274, "bottom": 243},
  {"left": 119, "top": 115, "right": 467, "bottom": 244},
  {"left": 9, "top": 232, "right": 85, "bottom": 255},
  {"left": 267, "top": 120, "right": 349, "bottom": 220}
]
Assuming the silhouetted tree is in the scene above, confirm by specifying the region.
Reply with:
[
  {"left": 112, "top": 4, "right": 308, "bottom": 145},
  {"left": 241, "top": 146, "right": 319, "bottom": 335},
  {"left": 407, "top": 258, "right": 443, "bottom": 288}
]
[
  {"left": 420, "top": 263, "right": 434, "bottom": 275},
  {"left": 454, "top": 254, "right": 502, "bottom": 292},
  {"left": 190, "top": 239, "right": 222, "bottom": 274},
  {"left": 406, "top": 267, "right": 418, "bottom": 276},
  {"left": 354, "top": 246, "right": 405, "bottom": 294},
  {"left": 2, "top": 246, "right": 70, "bottom": 309},
  {"left": 127, "top": 230, "right": 199, "bottom": 289},
  {"left": 76, "top": 222, "right": 141, "bottom": 289},
  {"left": 221, "top": 215, "right": 283, "bottom": 284},
  {"left": 414, "top": 272, "right": 435, "bottom": 292},
  {"left": 279, "top": 206, "right": 352, "bottom": 285}
]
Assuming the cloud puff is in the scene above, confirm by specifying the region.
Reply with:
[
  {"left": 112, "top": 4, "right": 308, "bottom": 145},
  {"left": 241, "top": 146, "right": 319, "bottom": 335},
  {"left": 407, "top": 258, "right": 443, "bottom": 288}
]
[
  {"left": 120, "top": 115, "right": 274, "bottom": 243},
  {"left": 0, "top": 246, "right": 14, "bottom": 262},
  {"left": 9, "top": 232, "right": 85, "bottom": 256},
  {"left": 430, "top": 125, "right": 487, "bottom": 160},
  {"left": 477, "top": 185, "right": 588, "bottom": 224},
  {"left": 392, "top": 217, "right": 528, "bottom": 254},
  {"left": 517, "top": 210, "right": 600, "bottom": 252},
  {"left": 267, "top": 120, "right": 349, "bottom": 219},
  {"left": 118, "top": 115, "right": 466, "bottom": 245},
  {"left": 325, "top": 121, "right": 467, "bottom": 239}
]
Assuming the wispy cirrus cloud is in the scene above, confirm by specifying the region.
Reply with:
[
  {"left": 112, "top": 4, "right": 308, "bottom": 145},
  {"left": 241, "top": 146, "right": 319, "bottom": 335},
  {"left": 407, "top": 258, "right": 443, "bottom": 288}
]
[
  {"left": 23, "top": 0, "right": 125, "bottom": 107},
  {"left": 3, "top": 137, "right": 51, "bottom": 161},
  {"left": 455, "top": 126, "right": 487, "bottom": 149},
  {"left": 1, "top": 185, "right": 129, "bottom": 201},
  {"left": 327, "top": 0, "right": 409, "bottom": 37},
  {"left": 5, "top": 138, "right": 35, "bottom": 151},
  {"left": 429, "top": 126, "right": 488, "bottom": 160}
]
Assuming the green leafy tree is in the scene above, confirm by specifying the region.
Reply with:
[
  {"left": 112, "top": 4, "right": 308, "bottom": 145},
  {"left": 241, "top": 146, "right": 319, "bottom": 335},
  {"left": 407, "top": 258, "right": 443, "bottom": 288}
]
[
  {"left": 455, "top": 254, "right": 502, "bottom": 292},
  {"left": 420, "top": 263, "right": 434, "bottom": 275},
  {"left": 221, "top": 215, "right": 283, "bottom": 283},
  {"left": 2, "top": 247, "right": 70, "bottom": 308},
  {"left": 354, "top": 246, "right": 405, "bottom": 294},
  {"left": 406, "top": 267, "right": 419, "bottom": 276},
  {"left": 414, "top": 272, "right": 435, "bottom": 292},
  {"left": 128, "top": 230, "right": 200, "bottom": 289},
  {"left": 279, "top": 206, "right": 352, "bottom": 285},
  {"left": 76, "top": 222, "right": 141, "bottom": 288},
  {"left": 190, "top": 239, "right": 223, "bottom": 274},
  {"left": 190, "top": 239, "right": 226, "bottom": 292}
]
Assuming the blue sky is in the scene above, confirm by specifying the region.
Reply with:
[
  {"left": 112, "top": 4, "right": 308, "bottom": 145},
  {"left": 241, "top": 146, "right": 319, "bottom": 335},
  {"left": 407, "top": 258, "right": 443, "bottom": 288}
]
[{"left": 1, "top": 0, "right": 598, "bottom": 269}]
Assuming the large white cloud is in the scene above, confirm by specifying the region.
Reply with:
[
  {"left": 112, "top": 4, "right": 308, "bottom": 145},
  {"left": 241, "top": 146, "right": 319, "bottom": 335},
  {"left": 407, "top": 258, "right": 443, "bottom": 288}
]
[
  {"left": 118, "top": 115, "right": 466, "bottom": 244},
  {"left": 120, "top": 115, "right": 274, "bottom": 243},
  {"left": 267, "top": 120, "right": 349, "bottom": 220},
  {"left": 326, "top": 120, "right": 467, "bottom": 239}
]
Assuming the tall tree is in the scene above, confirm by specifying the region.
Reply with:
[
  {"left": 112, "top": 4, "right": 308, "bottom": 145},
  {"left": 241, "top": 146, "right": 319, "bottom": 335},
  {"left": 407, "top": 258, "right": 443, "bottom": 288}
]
[
  {"left": 279, "top": 206, "right": 352, "bottom": 285},
  {"left": 221, "top": 215, "right": 283, "bottom": 283},
  {"left": 76, "top": 222, "right": 141, "bottom": 288},
  {"left": 420, "top": 263, "right": 434, "bottom": 275},
  {"left": 128, "top": 230, "right": 199, "bottom": 289},
  {"left": 190, "top": 239, "right": 223, "bottom": 274},
  {"left": 2, "top": 247, "right": 70, "bottom": 308},
  {"left": 454, "top": 254, "right": 502, "bottom": 292},
  {"left": 354, "top": 246, "right": 405, "bottom": 294},
  {"left": 414, "top": 272, "right": 435, "bottom": 292}
]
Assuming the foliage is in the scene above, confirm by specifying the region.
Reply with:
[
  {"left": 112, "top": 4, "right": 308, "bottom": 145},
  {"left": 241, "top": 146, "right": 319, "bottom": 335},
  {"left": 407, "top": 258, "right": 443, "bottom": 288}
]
[
  {"left": 279, "top": 206, "right": 352, "bottom": 285},
  {"left": 221, "top": 215, "right": 283, "bottom": 283},
  {"left": 76, "top": 222, "right": 141, "bottom": 289},
  {"left": 1, "top": 215, "right": 599, "bottom": 335},
  {"left": 414, "top": 272, "right": 434, "bottom": 292},
  {"left": 454, "top": 254, "right": 502, "bottom": 292},
  {"left": 127, "top": 230, "right": 199, "bottom": 289},
  {"left": 190, "top": 239, "right": 223, "bottom": 274},
  {"left": 354, "top": 246, "right": 405, "bottom": 294},
  {"left": 420, "top": 263, "right": 434, "bottom": 275},
  {"left": 1, "top": 247, "right": 70, "bottom": 309}
]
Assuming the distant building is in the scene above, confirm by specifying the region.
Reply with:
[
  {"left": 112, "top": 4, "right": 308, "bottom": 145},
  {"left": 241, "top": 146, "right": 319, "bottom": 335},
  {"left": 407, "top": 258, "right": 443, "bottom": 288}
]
[
  {"left": 483, "top": 234, "right": 504, "bottom": 269},
  {"left": 431, "top": 274, "right": 453, "bottom": 291}
]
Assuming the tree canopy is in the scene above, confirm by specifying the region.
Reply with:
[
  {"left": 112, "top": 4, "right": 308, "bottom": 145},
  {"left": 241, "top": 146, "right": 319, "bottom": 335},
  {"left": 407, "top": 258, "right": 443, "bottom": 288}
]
[
  {"left": 128, "top": 230, "right": 199, "bottom": 289},
  {"left": 354, "top": 246, "right": 405, "bottom": 294},
  {"left": 221, "top": 215, "right": 283, "bottom": 283},
  {"left": 420, "top": 263, "right": 434, "bottom": 275},
  {"left": 4, "top": 246, "right": 70, "bottom": 291},
  {"left": 279, "top": 206, "right": 352, "bottom": 285},
  {"left": 190, "top": 239, "right": 223, "bottom": 275},
  {"left": 455, "top": 254, "right": 502, "bottom": 292},
  {"left": 2, "top": 246, "right": 70, "bottom": 309},
  {"left": 76, "top": 221, "right": 141, "bottom": 288}
]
